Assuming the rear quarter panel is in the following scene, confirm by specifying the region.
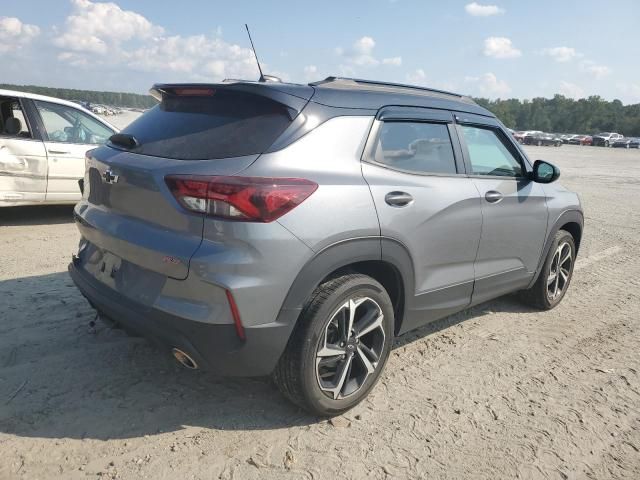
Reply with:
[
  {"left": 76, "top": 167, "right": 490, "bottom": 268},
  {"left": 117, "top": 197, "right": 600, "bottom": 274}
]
[{"left": 243, "top": 115, "right": 380, "bottom": 252}]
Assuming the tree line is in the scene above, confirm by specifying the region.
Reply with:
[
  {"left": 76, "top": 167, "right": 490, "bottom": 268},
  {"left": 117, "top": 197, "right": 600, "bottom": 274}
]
[
  {"left": 475, "top": 95, "right": 640, "bottom": 136},
  {"left": 0, "top": 84, "right": 157, "bottom": 109}
]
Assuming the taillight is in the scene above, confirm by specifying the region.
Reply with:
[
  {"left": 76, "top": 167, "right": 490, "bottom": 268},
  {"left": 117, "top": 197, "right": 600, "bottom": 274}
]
[{"left": 165, "top": 175, "right": 318, "bottom": 222}]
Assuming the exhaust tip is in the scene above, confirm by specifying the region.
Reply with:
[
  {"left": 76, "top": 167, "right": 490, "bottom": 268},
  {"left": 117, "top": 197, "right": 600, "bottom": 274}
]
[{"left": 172, "top": 348, "right": 198, "bottom": 370}]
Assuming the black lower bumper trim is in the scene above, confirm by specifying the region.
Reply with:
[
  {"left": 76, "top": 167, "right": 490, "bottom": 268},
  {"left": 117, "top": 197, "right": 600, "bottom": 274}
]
[{"left": 68, "top": 262, "right": 297, "bottom": 376}]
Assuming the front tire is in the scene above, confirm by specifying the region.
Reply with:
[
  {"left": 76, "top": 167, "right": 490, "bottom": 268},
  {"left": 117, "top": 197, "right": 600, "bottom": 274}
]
[
  {"left": 273, "top": 273, "right": 394, "bottom": 416},
  {"left": 519, "top": 230, "right": 576, "bottom": 310}
]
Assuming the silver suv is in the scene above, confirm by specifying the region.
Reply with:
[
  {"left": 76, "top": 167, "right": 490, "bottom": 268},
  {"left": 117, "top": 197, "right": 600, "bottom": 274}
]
[
  {"left": 592, "top": 132, "right": 623, "bottom": 147},
  {"left": 69, "top": 77, "right": 583, "bottom": 416}
]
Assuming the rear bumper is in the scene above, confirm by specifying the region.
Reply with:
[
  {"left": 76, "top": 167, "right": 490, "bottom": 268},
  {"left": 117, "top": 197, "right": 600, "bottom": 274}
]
[{"left": 69, "top": 261, "right": 298, "bottom": 376}]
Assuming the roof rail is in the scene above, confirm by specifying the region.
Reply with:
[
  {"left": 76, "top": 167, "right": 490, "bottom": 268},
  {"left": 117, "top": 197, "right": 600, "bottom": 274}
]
[{"left": 309, "top": 76, "right": 463, "bottom": 98}]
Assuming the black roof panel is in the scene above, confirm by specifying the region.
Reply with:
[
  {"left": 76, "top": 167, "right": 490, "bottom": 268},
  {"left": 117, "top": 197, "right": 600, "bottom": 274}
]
[{"left": 308, "top": 77, "right": 493, "bottom": 117}]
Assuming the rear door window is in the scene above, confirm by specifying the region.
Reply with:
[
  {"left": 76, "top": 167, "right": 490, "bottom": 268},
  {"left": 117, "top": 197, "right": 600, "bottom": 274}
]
[
  {"left": 117, "top": 90, "right": 295, "bottom": 160},
  {"left": 373, "top": 121, "right": 457, "bottom": 175},
  {"left": 34, "top": 100, "right": 114, "bottom": 145},
  {"left": 0, "top": 99, "right": 31, "bottom": 138},
  {"left": 11, "top": 102, "right": 31, "bottom": 138}
]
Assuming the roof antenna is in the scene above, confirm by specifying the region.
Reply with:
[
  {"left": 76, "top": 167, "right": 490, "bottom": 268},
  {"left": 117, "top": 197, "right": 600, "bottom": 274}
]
[{"left": 245, "top": 24, "right": 265, "bottom": 82}]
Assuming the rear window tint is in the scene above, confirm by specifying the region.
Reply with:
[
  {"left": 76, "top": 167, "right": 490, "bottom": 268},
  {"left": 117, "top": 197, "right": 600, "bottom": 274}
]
[{"left": 117, "top": 91, "right": 294, "bottom": 160}]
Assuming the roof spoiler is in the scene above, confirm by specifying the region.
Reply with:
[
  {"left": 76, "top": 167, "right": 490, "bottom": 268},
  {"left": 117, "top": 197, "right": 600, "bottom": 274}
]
[{"left": 149, "top": 82, "right": 312, "bottom": 117}]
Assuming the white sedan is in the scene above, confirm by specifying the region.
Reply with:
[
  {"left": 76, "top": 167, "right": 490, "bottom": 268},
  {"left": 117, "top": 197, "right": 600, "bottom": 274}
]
[{"left": 0, "top": 88, "right": 117, "bottom": 207}]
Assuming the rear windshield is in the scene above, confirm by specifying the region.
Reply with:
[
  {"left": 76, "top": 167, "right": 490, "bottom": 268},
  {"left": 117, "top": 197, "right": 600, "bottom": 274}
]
[{"left": 116, "top": 90, "right": 294, "bottom": 160}]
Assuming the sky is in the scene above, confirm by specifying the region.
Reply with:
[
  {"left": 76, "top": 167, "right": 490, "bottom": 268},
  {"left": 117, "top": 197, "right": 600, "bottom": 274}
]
[{"left": 1, "top": 0, "right": 639, "bottom": 103}]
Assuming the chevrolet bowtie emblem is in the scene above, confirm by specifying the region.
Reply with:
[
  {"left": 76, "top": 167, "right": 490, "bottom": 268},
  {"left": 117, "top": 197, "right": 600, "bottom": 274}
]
[{"left": 103, "top": 169, "right": 119, "bottom": 184}]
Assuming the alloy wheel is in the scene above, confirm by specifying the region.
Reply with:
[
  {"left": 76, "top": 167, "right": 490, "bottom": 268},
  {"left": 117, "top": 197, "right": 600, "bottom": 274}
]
[
  {"left": 547, "top": 242, "right": 572, "bottom": 301},
  {"left": 315, "top": 297, "right": 386, "bottom": 400}
]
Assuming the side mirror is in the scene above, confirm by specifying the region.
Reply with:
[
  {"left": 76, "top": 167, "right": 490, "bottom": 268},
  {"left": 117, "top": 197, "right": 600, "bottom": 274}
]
[{"left": 532, "top": 160, "right": 560, "bottom": 183}]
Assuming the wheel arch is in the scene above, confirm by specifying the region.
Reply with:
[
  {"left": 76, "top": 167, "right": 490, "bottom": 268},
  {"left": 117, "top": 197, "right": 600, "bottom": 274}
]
[
  {"left": 277, "top": 237, "right": 415, "bottom": 337},
  {"left": 528, "top": 209, "right": 584, "bottom": 288}
]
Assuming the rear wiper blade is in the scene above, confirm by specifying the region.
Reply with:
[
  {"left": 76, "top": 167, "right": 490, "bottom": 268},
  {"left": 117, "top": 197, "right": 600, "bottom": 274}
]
[{"left": 109, "top": 133, "right": 140, "bottom": 149}]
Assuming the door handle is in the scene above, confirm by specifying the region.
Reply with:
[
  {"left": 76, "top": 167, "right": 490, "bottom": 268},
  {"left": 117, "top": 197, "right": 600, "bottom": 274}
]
[
  {"left": 485, "top": 190, "right": 503, "bottom": 203},
  {"left": 48, "top": 149, "right": 70, "bottom": 155},
  {"left": 385, "top": 191, "right": 413, "bottom": 207}
]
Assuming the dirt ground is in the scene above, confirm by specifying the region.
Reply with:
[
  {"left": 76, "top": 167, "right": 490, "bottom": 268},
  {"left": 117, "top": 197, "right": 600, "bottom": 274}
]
[{"left": 1, "top": 144, "right": 639, "bottom": 480}]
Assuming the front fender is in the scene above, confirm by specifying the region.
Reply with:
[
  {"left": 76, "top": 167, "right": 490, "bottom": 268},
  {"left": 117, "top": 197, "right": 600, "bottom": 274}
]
[{"left": 528, "top": 209, "right": 584, "bottom": 288}]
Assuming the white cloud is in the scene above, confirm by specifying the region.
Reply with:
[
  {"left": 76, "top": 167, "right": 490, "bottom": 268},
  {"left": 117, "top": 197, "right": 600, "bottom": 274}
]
[
  {"left": 465, "top": 72, "right": 511, "bottom": 97},
  {"left": 542, "top": 46, "right": 580, "bottom": 63},
  {"left": 559, "top": 81, "right": 585, "bottom": 99},
  {"left": 580, "top": 60, "right": 611, "bottom": 79},
  {"left": 483, "top": 36, "right": 521, "bottom": 59},
  {"left": 465, "top": 2, "right": 505, "bottom": 16},
  {"left": 348, "top": 36, "right": 378, "bottom": 66},
  {"left": 405, "top": 70, "right": 458, "bottom": 91},
  {"left": 0, "top": 16, "right": 40, "bottom": 53},
  {"left": 336, "top": 36, "right": 401, "bottom": 70},
  {"left": 406, "top": 69, "right": 428, "bottom": 86},
  {"left": 337, "top": 64, "right": 356, "bottom": 77},
  {"left": 54, "top": 0, "right": 162, "bottom": 54},
  {"left": 51, "top": 0, "right": 266, "bottom": 81},
  {"left": 382, "top": 56, "right": 402, "bottom": 66},
  {"left": 303, "top": 65, "right": 318, "bottom": 80},
  {"left": 127, "top": 35, "right": 261, "bottom": 79}
]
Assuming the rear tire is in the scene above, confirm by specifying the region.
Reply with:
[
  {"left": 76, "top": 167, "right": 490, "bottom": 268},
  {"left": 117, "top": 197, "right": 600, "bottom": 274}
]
[
  {"left": 273, "top": 273, "right": 394, "bottom": 416},
  {"left": 519, "top": 230, "right": 576, "bottom": 310}
]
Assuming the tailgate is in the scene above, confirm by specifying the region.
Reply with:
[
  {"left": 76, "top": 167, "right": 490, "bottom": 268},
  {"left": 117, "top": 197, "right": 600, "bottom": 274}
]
[{"left": 75, "top": 146, "right": 258, "bottom": 279}]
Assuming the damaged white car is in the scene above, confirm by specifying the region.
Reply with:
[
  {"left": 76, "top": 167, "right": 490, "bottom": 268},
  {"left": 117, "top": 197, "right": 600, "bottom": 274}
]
[{"left": 0, "top": 89, "right": 117, "bottom": 206}]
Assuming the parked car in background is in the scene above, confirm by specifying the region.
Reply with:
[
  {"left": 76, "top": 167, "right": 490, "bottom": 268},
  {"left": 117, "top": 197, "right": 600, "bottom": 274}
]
[
  {"left": 567, "top": 135, "right": 589, "bottom": 145},
  {"left": 0, "top": 88, "right": 117, "bottom": 206},
  {"left": 523, "top": 132, "right": 562, "bottom": 146},
  {"left": 71, "top": 100, "right": 91, "bottom": 110},
  {"left": 515, "top": 130, "right": 542, "bottom": 144},
  {"left": 68, "top": 77, "right": 583, "bottom": 415},
  {"left": 592, "top": 132, "right": 623, "bottom": 147},
  {"left": 512, "top": 131, "right": 525, "bottom": 143},
  {"left": 612, "top": 137, "right": 640, "bottom": 148},
  {"left": 560, "top": 134, "right": 577, "bottom": 144}
]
